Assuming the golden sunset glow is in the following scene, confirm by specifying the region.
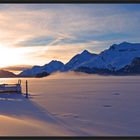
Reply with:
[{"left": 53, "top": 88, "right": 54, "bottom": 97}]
[{"left": 0, "top": 45, "right": 22, "bottom": 67}]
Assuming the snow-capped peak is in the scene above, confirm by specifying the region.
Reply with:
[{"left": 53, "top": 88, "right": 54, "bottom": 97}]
[
  {"left": 81, "top": 42, "right": 140, "bottom": 71},
  {"left": 81, "top": 50, "right": 91, "bottom": 55},
  {"left": 109, "top": 42, "right": 140, "bottom": 51},
  {"left": 62, "top": 50, "right": 97, "bottom": 71},
  {"left": 43, "top": 60, "right": 64, "bottom": 67},
  {"left": 42, "top": 60, "right": 64, "bottom": 73},
  {"left": 19, "top": 60, "right": 64, "bottom": 77}
]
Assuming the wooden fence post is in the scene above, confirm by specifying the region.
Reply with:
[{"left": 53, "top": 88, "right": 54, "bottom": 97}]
[{"left": 25, "top": 80, "right": 28, "bottom": 98}]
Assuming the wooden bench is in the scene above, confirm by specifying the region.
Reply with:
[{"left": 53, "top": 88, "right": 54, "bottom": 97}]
[{"left": 0, "top": 80, "right": 22, "bottom": 94}]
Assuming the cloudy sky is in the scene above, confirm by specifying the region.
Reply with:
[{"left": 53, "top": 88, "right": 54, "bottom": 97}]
[{"left": 0, "top": 4, "right": 140, "bottom": 68}]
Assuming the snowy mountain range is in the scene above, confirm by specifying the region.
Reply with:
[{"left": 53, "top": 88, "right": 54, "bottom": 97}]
[
  {"left": 81, "top": 42, "right": 140, "bottom": 70},
  {"left": 19, "top": 42, "right": 140, "bottom": 77},
  {"left": 19, "top": 60, "right": 64, "bottom": 77}
]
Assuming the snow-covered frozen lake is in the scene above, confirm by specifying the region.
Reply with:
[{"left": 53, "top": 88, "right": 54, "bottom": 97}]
[{"left": 0, "top": 72, "right": 140, "bottom": 136}]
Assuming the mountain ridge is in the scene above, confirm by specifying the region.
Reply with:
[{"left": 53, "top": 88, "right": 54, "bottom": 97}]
[
  {"left": 19, "top": 60, "right": 64, "bottom": 77},
  {"left": 81, "top": 42, "right": 140, "bottom": 71},
  {"left": 5, "top": 41, "right": 140, "bottom": 78},
  {"left": 0, "top": 69, "right": 17, "bottom": 78},
  {"left": 61, "top": 49, "right": 97, "bottom": 71}
]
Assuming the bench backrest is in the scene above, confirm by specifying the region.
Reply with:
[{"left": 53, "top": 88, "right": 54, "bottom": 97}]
[{"left": 0, "top": 84, "right": 21, "bottom": 93}]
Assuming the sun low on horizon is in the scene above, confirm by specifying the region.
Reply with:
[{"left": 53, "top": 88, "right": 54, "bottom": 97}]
[
  {"left": 0, "top": 4, "right": 140, "bottom": 71},
  {"left": 0, "top": 44, "right": 23, "bottom": 67}
]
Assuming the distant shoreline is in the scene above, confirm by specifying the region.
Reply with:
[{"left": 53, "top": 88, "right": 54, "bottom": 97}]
[{"left": 1, "top": 72, "right": 140, "bottom": 79}]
